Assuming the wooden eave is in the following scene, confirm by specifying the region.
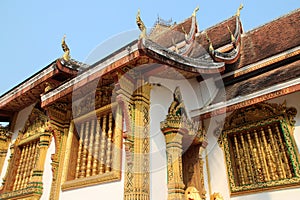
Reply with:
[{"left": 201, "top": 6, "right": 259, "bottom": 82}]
[
  {"left": 0, "top": 59, "right": 78, "bottom": 113},
  {"left": 138, "top": 38, "right": 225, "bottom": 74},
  {"left": 41, "top": 42, "right": 143, "bottom": 108}
]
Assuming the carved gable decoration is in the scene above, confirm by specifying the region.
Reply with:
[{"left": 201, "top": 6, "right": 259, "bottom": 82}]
[
  {"left": 73, "top": 85, "right": 114, "bottom": 118},
  {"left": 20, "top": 107, "right": 50, "bottom": 140},
  {"left": 0, "top": 126, "right": 11, "bottom": 142},
  {"left": 223, "top": 101, "right": 297, "bottom": 130}
]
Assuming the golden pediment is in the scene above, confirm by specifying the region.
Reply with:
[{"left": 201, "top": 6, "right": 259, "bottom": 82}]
[{"left": 20, "top": 107, "right": 49, "bottom": 140}]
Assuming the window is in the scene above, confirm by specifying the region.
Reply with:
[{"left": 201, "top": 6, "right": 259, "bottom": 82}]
[
  {"left": 220, "top": 102, "right": 300, "bottom": 195},
  {"left": 0, "top": 107, "right": 51, "bottom": 200},
  {"left": 62, "top": 87, "right": 123, "bottom": 190},
  {"left": 12, "top": 140, "right": 39, "bottom": 190}
]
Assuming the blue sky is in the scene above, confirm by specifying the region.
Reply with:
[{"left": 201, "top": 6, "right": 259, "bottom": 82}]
[{"left": 0, "top": 0, "right": 299, "bottom": 95}]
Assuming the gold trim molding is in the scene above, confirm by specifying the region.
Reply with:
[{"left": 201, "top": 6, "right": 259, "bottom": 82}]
[
  {"left": 219, "top": 102, "right": 300, "bottom": 196},
  {"left": 62, "top": 170, "right": 121, "bottom": 190}
]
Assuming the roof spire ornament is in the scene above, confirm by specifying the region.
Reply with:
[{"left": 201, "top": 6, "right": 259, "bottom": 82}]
[
  {"left": 192, "top": 5, "right": 200, "bottom": 17},
  {"left": 136, "top": 9, "right": 147, "bottom": 38},
  {"left": 227, "top": 25, "right": 236, "bottom": 43},
  {"left": 205, "top": 32, "right": 215, "bottom": 54},
  {"left": 61, "top": 35, "right": 70, "bottom": 61},
  {"left": 182, "top": 26, "right": 188, "bottom": 40},
  {"left": 236, "top": 3, "right": 244, "bottom": 17}
]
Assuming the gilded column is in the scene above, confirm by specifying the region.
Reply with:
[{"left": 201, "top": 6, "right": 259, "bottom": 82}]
[
  {"left": 160, "top": 87, "right": 197, "bottom": 200},
  {"left": 162, "top": 129, "right": 186, "bottom": 200},
  {"left": 117, "top": 74, "right": 135, "bottom": 200},
  {"left": 121, "top": 75, "right": 151, "bottom": 200},
  {"left": 131, "top": 78, "right": 151, "bottom": 200},
  {"left": 28, "top": 122, "right": 52, "bottom": 196},
  {"left": 111, "top": 102, "right": 123, "bottom": 176}
]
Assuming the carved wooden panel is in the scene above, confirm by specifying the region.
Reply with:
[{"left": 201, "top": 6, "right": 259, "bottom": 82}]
[{"left": 183, "top": 145, "right": 206, "bottom": 199}]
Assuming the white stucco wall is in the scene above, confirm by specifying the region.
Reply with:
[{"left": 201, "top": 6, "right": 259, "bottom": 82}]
[
  {"left": 0, "top": 103, "right": 35, "bottom": 184},
  {"left": 41, "top": 137, "right": 55, "bottom": 200},
  {"left": 203, "top": 113, "right": 229, "bottom": 199},
  {"left": 205, "top": 92, "right": 300, "bottom": 200},
  {"left": 149, "top": 83, "right": 171, "bottom": 200}
]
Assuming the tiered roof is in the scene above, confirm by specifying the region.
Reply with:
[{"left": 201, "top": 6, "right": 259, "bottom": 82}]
[{"left": 0, "top": 7, "right": 299, "bottom": 120}]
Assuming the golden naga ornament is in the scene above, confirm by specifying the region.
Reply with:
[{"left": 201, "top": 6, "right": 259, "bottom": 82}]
[
  {"left": 136, "top": 9, "right": 147, "bottom": 38},
  {"left": 192, "top": 5, "right": 199, "bottom": 17},
  {"left": 236, "top": 3, "right": 244, "bottom": 17},
  {"left": 205, "top": 32, "right": 215, "bottom": 54},
  {"left": 61, "top": 34, "right": 70, "bottom": 61}
]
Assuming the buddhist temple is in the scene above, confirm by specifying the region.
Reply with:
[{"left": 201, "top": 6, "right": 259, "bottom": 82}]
[{"left": 0, "top": 5, "right": 299, "bottom": 200}]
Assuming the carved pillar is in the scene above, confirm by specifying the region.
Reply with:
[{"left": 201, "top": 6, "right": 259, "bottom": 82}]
[
  {"left": 28, "top": 125, "right": 52, "bottom": 194},
  {"left": 116, "top": 74, "right": 135, "bottom": 200},
  {"left": 119, "top": 74, "right": 151, "bottom": 200},
  {"left": 161, "top": 128, "right": 185, "bottom": 199},
  {"left": 130, "top": 77, "right": 151, "bottom": 199},
  {"left": 161, "top": 87, "right": 206, "bottom": 200},
  {"left": 46, "top": 102, "right": 71, "bottom": 200}
]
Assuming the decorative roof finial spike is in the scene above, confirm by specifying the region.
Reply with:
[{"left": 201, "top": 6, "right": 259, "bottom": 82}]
[
  {"left": 182, "top": 26, "right": 188, "bottom": 40},
  {"left": 136, "top": 9, "right": 147, "bottom": 39},
  {"left": 227, "top": 25, "right": 236, "bottom": 43},
  {"left": 192, "top": 5, "right": 200, "bottom": 17},
  {"left": 205, "top": 32, "right": 215, "bottom": 54},
  {"left": 236, "top": 3, "right": 244, "bottom": 17},
  {"left": 61, "top": 34, "right": 70, "bottom": 61}
]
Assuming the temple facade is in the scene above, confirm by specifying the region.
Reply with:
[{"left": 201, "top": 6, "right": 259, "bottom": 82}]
[{"left": 0, "top": 6, "right": 299, "bottom": 200}]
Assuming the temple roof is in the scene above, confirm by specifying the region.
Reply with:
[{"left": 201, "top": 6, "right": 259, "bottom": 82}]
[
  {"left": 233, "top": 8, "right": 300, "bottom": 70},
  {"left": 138, "top": 7, "right": 244, "bottom": 75},
  {"left": 213, "top": 58, "right": 300, "bottom": 104},
  {"left": 0, "top": 7, "right": 299, "bottom": 117},
  {"left": 191, "top": 8, "right": 300, "bottom": 118},
  {"left": 148, "top": 16, "right": 194, "bottom": 48}
]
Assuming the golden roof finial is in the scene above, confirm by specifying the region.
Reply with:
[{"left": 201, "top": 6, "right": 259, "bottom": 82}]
[
  {"left": 192, "top": 5, "right": 200, "bottom": 17},
  {"left": 182, "top": 26, "right": 188, "bottom": 40},
  {"left": 136, "top": 9, "right": 147, "bottom": 38},
  {"left": 227, "top": 25, "right": 236, "bottom": 43},
  {"left": 61, "top": 34, "right": 70, "bottom": 61},
  {"left": 236, "top": 3, "right": 244, "bottom": 17},
  {"left": 205, "top": 32, "right": 214, "bottom": 53}
]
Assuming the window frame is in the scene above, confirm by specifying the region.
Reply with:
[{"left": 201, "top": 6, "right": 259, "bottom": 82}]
[
  {"left": 220, "top": 102, "right": 300, "bottom": 196},
  {"left": 61, "top": 102, "right": 123, "bottom": 190}
]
